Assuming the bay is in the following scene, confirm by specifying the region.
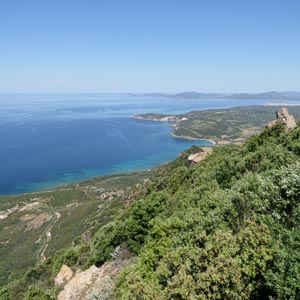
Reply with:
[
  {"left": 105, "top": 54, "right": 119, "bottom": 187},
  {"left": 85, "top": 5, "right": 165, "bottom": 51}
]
[{"left": 0, "top": 93, "right": 295, "bottom": 195}]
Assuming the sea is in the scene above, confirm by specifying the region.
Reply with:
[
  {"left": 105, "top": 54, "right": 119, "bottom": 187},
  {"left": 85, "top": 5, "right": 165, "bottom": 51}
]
[{"left": 0, "top": 93, "right": 295, "bottom": 195}]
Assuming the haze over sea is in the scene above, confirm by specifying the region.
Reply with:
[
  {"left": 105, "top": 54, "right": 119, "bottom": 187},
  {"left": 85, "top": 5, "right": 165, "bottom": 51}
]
[{"left": 0, "top": 93, "right": 296, "bottom": 195}]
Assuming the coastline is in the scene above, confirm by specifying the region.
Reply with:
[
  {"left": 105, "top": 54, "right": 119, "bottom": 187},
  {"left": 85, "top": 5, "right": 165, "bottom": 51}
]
[
  {"left": 171, "top": 132, "right": 216, "bottom": 145},
  {"left": 133, "top": 115, "right": 216, "bottom": 146}
]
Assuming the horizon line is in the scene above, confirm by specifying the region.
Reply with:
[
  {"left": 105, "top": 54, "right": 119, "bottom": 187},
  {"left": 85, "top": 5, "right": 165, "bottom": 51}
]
[{"left": 0, "top": 90, "right": 299, "bottom": 94}]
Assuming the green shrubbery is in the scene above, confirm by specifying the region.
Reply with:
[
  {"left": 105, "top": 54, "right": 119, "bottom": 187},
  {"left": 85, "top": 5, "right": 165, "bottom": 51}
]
[
  {"left": 24, "top": 286, "right": 54, "bottom": 300},
  {"left": 113, "top": 125, "right": 300, "bottom": 299},
  {"left": 5, "top": 123, "right": 300, "bottom": 299},
  {"left": 0, "top": 288, "right": 10, "bottom": 300}
]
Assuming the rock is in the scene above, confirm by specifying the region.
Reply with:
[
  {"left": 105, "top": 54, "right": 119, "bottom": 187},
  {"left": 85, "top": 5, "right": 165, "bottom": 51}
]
[
  {"left": 188, "top": 152, "right": 208, "bottom": 164},
  {"left": 58, "top": 246, "right": 132, "bottom": 300},
  {"left": 277, "top": 107, "right": 289, "bottom": 119},
  {"left": 277, "top": 107, "right": 297, "bottom": 129},
  {"left": 267, "top": 107, "right": 296, "bottom": 130},
  {"left": 58, "top": 265, "right": 99, "bottom": 300},
  {"left": 58, "top": 261, "right": 130, "bottom": 300},
  {"left": 55, "top": 265, "right": 74, "bottom": 287}
]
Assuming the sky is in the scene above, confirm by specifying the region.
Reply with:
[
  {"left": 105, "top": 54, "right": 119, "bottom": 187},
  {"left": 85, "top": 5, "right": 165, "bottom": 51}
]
[{"left": 0, "top": 0, "right": 299, "bottom": 93}]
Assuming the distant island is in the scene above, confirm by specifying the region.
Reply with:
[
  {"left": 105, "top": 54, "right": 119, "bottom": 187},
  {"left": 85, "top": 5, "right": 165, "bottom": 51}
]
[{"left": 127, "top": 91, "right": 300, "bottom": 100}]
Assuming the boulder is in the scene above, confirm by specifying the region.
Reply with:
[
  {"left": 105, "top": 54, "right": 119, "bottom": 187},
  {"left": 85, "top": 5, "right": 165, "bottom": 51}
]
[
  {"left": 57, "top": 245, "right": 132, "bottom": 300},
  {"left": 188, "top": 152, "right": 208, "bottom": 164},
  {"left": 55, "top": 265, "right": 74, "bottom": 287},
  {"left": 58, "top": 261, "right": 130, "bottom": 300},
  {"left": 58, "top": 265, "right": 100, "bottom": 300}
]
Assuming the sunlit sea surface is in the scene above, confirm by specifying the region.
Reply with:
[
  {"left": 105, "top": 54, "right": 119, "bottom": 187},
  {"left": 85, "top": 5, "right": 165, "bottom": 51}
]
[{"left": 0, "top": 93, "right": 297, "bottom": 195}]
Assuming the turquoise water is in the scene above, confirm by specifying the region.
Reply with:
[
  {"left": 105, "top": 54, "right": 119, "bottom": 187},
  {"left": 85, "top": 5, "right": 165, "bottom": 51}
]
[{"left": 0, "top": 93, "right": 294, "bottom": 195}]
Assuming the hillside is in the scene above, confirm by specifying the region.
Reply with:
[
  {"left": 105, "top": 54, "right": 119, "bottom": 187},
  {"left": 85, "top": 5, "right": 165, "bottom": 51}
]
[
  {"left": 0, "top": 171, "right": 153, "bottom": 291},
  {"left": 2, "top": 109, "right": 300, "bottom": 299},
  {"left": 134, "top": 106, "right": 300, "bottom": 144}
]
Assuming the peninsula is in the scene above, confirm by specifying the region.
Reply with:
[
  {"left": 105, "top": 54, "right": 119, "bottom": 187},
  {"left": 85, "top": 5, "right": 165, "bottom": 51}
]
[{"left": 134, "top": 105, "right": 300, "bottom": 145}]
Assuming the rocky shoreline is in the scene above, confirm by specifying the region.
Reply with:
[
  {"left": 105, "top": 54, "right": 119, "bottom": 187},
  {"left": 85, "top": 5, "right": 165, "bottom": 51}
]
[
  {"left": 171, "top": 132, "right": 216, "bottom": 145},
  {"left": 133, "top": 114, "right": 188, "bottom": 122}
]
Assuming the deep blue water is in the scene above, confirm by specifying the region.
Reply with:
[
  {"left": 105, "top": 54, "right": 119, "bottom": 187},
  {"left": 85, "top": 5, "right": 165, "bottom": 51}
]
[{"left": 0, "top": 93, "right": 297, "bottom": 195}]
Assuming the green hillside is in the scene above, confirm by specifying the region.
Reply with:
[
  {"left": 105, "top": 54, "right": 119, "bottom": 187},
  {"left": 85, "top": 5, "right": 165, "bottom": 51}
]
[
  {"left": 135, "top": 106, "right": 300, "bottom": 144},
  {"left": 0, "top": 171, "right": 153, "bottom": 297},
  {"left": 2, "top": 113, "right": 300, "bottom": 299}
]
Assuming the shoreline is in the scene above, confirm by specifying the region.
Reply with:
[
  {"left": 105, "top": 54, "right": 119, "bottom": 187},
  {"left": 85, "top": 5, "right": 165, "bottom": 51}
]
[
  {"left": 171, "top": 132, "right": 216, "bottom": 145},
  {"left": 133, "top": 115, "right": 216, "bottom": 146},
  {"left": 3, "top": 170, "right": 153, "bottom": 198}
]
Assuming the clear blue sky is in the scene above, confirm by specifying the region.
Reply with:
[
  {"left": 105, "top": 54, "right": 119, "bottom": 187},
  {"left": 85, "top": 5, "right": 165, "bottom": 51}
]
[{"left": 0, "top": 0, "right": 299, "bottom": 93}]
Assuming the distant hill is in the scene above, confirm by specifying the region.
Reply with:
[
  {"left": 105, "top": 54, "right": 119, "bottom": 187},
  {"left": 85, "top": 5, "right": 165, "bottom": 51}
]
[
  {"left": 170, "top": 91, "right": 223, "bottom": 99},
  {"left": 229, "top": 91, "right": 300, "bottom": 100},
  {"left": 127, "top": 91, "right": 300, "bottom": 100}
]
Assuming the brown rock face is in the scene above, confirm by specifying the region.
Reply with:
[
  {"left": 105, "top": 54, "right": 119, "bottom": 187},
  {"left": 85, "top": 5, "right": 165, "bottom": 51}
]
[
  {"left": 267, "top": 107, "right": 296, "bottom": 130},
  {"left": 277, "top": 108, "right": 297, "bottom": 129},
  {"left": 57, "top": 246, "right": 132, "bottom": 300},
  {"left": 188, "top": 152, "right": 208, "bottom": 164},
  {"left": 55, "top": 265, "right": 74, "bottom": 287}
]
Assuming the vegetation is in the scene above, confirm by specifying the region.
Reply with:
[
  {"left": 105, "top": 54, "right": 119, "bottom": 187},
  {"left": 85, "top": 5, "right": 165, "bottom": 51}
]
[
  {"left": 2, "top": 109, "right": 300, "bottom": 299},
  {"left": 110, "top": 122, "right": 300, "bottom": 299},
  {"left": 0, "top": 171, "right": 152, "bottom": 293},
  {"left": 135, "top": 106, "right": 300, "bottom": 144}
]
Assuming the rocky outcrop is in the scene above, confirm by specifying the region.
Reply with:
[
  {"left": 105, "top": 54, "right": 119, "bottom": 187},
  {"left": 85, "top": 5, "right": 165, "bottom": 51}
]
[
  {"left": 58, "top": 265, "right": 112, "bottom": 300},
  {"left": 188, "top": 152, "right": 208, "bottom": 164},
  {"left": 55, "top": 265, "right": 74, "bottom": 287},
  {"left": 57, "top": 246, "right": 132, "bottom": 300},
  {"left": 267, "top": 107, "right": 296, "bottom": 130},
  {"left": 58, "top": 265, "right": 96, "bottom": 299},
  {"left": 277, "top": 108, "right": 297, "bottom": 129}
]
